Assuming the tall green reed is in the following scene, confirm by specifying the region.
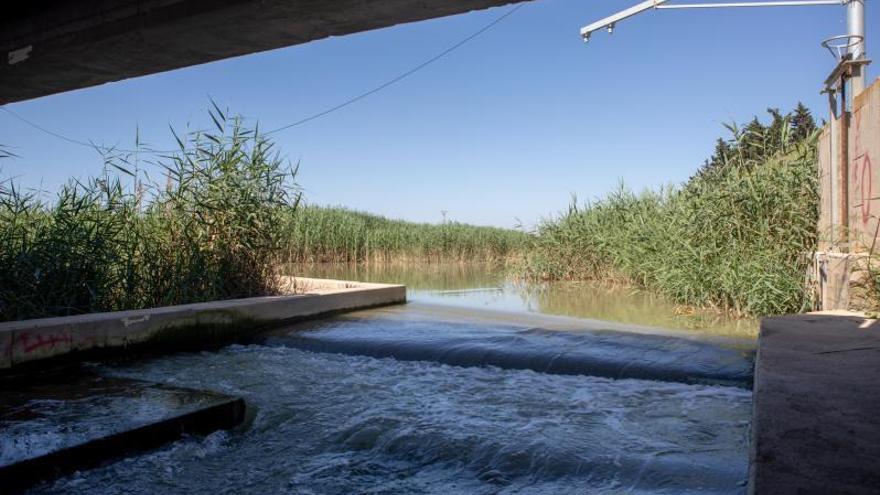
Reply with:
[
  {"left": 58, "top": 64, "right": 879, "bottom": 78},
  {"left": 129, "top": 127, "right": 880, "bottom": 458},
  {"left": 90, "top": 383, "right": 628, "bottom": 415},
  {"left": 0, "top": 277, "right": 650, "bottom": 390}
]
[
  {"left": 0, "top": 107, "right": 300, "bottom": 322},
  {"left": 281, "top": 205, "right": 528, "bottom": 264},
  {"left": 524, "top": 106, "right": 820, "bottom": 317}
]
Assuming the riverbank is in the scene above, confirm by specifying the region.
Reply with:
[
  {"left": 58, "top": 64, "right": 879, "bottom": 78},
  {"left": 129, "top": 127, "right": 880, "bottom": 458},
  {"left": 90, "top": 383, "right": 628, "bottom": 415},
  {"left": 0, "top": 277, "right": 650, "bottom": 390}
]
[
  {"left": 523, "top": 106, "right": 820, "bottom": 318},
  {"left": 2, "top": 105, "right": 818, "bottom": 324},
  {"left": 0, "top": 109, "right": 525, "bottom": 323}
]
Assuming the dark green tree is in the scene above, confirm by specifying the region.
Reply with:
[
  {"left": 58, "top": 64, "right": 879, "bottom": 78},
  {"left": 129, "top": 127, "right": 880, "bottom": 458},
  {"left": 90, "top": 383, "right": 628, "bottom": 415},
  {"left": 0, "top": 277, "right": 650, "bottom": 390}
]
[
  {"left": 692, "top": 103, "right": 818, "bottom": 182},
  {"left": 791, "top": 102, "right": 817, "bottom": 141}
]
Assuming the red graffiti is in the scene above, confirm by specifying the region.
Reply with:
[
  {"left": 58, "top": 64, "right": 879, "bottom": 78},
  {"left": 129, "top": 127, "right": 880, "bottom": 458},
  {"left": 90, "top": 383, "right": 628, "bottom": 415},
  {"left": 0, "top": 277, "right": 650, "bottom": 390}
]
[
  {"left": 853, "top": 153, "right": 873, "bottom": 225},
  {"left": 18, "top": 332, "right": 73, "bottom": 353},
  {"left": 849, "top": 107, "right": 873, "bottom": 226}
]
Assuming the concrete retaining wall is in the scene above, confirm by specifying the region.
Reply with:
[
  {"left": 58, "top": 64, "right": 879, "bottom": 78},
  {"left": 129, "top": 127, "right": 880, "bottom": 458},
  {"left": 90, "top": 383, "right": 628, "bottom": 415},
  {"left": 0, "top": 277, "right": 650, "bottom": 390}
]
[
  {"left": 848, "top": 80, "right": 880, "bottom": 250},
  {"left": 815, "top": 78, "right": 880, "bottom": 310},
  {"left": 818, "top": 78, "right": 880, "bottom": 251},
  {"left": 0, "top": 277, "right": 405, "bottom": 371}
]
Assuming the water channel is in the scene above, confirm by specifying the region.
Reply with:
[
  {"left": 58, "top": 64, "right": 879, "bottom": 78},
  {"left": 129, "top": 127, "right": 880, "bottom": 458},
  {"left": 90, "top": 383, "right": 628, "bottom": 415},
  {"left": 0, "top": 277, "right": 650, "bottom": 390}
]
[{"left": 34, "top": 263, "right": 756, "bottom": 494}]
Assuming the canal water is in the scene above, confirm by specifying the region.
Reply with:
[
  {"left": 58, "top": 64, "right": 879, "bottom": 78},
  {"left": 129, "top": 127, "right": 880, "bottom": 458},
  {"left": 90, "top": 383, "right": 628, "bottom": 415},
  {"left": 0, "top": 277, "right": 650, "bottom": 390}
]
[
  {"left": 292, "top": 263, "right": 758, "bottom": 339},
  {"left": 35, "top": 263, "right": 755, "bottom": 494}
]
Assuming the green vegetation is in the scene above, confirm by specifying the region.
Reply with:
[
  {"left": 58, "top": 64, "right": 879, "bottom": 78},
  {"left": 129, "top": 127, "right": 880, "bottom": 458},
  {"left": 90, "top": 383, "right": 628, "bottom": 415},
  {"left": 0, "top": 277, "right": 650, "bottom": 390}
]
[
  {"left": 1, "top": 103, "right": 824, "bottom": 321},
  {"left": 281, "top": 205, "right": 527, "bottom": 264},
  {"left": 0, "top": 109, "right": 526, "bottom": 322},
  {"left": 524, "top": 105, "right": 820, "bottom": 317},
  {"left": 0, "top": 108, "right": 298, "bottom": 322}
]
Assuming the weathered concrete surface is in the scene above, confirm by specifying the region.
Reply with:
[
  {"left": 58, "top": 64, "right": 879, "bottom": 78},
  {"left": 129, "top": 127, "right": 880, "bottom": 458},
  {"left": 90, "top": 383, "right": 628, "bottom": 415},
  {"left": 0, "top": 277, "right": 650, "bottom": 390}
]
[
  {"left": 848, "top": 80, "right": 880, "bottom": 251},
  {"left": 749, "top": 312, "right": 880, "bottom": 494},
  {"left": 0, "top": 371, "right": 245, "bottom": 493},
  {"left": 1, "top": 0, "right": 526, "bottom": 104},
  {"left": 817, "top": 78, "right": 880, "bottom": 252},
  {"left": 814, "top": 79, "right": 880, "bottom": 310},
  {"left": 815, "top": 252, "right": 854, "bottom": 311},
  {"left": 0, "top": 277, "right": 405, "bottom": 371}
]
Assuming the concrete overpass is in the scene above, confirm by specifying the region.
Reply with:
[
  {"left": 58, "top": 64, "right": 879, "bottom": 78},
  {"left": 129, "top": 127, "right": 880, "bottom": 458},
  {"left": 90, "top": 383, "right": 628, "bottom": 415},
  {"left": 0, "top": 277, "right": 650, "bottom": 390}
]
[{"left": 1, "top": 0, "right": 524, "bottom": 105}]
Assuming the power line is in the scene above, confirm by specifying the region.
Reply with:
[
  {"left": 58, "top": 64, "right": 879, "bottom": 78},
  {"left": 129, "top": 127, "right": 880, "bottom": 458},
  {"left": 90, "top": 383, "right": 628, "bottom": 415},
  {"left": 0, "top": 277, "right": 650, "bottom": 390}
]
[
  {"left": 0, "top": 3, "right": 524, "bottom": 155},
  {"left": 0, "top": 106, "right": 99, "bottom": 149},
  {"left": 265, "top": 3, "right": 524, "bottom": 135}
]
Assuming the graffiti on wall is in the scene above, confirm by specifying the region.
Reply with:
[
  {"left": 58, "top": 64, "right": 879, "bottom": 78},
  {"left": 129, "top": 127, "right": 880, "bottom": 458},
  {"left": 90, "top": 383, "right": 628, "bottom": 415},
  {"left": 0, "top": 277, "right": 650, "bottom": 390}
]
[
  {"left": 849, "top": 100, "right": 877, "bottom": 241},
  {"left": 853, "top": 153, "right": 873, "bottom": 225}
]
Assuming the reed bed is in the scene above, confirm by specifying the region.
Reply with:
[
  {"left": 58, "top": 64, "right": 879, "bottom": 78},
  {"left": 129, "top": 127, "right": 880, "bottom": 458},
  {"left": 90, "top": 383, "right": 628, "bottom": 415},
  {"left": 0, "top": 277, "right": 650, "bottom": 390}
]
[
  {"left": 3, "top": 103, "right": 820, "bottom": 321},
  {"left": 524, "top": 106, "right": 820, "bottom": 317},
  {"left": 0, "top": 108, "right": 526, "bottom": 322},
  {"left": 0, "top": 108, "right": 299, "bottom": 322},
  {"left": 281, "top": 205, "right": 528, "bottom": 264}
]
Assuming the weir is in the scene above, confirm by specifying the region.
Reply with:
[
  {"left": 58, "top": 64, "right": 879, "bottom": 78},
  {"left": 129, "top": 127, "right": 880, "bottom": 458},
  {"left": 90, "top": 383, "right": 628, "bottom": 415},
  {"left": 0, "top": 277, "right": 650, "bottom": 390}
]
[
  {"left": 261, "top": 305, "right": 754, "bottom": 388},
  {"left": 0, "top": 278, "right": 406, "bottom": 493},
  {"left": 14, "top": 293, "right": 754, "bottom": 494}
]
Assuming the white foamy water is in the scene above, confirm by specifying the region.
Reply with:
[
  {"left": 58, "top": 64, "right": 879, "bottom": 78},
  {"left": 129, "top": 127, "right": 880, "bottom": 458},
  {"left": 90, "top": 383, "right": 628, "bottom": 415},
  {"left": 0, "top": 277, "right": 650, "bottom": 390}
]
[
  {"left": 30, "top": 264, "right": 753, "bottom": 494},
  {"left": 36, "top": 341, "right": 750, "bottom": 494}
]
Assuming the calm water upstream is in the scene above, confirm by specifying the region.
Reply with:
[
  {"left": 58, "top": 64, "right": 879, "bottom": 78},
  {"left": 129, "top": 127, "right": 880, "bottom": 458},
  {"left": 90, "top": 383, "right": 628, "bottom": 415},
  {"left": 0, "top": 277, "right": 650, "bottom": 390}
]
[
  {"left": 35, "top": 263, "right": 755, "bottom": 494},
  {"left": 293, "top": 263, "right": 758, "bottom": 338}
]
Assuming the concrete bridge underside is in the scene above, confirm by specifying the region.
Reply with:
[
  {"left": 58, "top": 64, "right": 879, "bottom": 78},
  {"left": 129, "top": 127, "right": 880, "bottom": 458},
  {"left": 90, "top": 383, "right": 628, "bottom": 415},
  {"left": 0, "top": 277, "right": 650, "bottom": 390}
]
[{"left": 1, "top": 0, "right": 523, "bottom": 105}]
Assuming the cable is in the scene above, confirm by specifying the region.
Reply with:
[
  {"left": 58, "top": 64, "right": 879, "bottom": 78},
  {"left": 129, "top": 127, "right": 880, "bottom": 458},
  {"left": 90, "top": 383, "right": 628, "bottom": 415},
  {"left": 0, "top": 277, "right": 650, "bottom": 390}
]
[
  {"left": 1, "top": 3, "right": 524, "bottom": 154},
  {"left": 265, "top": 3, "right": 524, "bottom": 135},
  {"left": 0, "top": 106, "right": 99, "bottom": 149}
]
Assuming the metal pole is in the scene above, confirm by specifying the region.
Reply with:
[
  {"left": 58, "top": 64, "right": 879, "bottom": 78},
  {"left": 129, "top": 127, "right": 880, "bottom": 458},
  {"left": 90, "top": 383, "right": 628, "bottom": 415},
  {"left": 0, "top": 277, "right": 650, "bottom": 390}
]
[
  {"left": 847, "top": 0, "right": 866, "bottom": 94},
  {"left": 580, "top": 0, "right": 669, "bottom": 40},
  {"left": 838, "top": 107, "right": 850, "bottom": 250}
]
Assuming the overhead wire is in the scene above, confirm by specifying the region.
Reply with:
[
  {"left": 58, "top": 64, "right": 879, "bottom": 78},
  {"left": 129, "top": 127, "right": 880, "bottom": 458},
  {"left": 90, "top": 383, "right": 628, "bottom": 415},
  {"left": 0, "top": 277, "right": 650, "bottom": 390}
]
[{"left": 0, "top": 3, "right": 524, "bottom": 155}]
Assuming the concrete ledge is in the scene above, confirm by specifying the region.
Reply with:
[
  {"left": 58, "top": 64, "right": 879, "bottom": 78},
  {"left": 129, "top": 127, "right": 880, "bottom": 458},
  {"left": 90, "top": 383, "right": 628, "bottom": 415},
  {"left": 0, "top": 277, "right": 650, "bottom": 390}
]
[
  {"left": 0, "top": 373, "right": 246, "bottom": 494},
  {"left": 0, "top": 277, "right": 405, "bottom": 371},
  {"left": 749, "top": 312, "right": 880, "bottom": 494}
]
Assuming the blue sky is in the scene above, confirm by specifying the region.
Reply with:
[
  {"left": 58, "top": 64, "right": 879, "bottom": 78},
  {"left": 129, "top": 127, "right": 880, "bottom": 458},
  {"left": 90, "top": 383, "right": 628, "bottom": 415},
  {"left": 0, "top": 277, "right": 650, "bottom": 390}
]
[{"left": 1, "top": 0, "right": 875, "bottom": 228}]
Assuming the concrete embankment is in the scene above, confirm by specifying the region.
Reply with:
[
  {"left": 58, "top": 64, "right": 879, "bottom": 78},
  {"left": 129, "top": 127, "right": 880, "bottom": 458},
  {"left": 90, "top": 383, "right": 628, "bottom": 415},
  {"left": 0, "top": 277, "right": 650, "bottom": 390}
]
[
  {"left": 749, "top": 312, "right": 880, "bottom": 494},
  {"left": 0, "top": 371, "right": 246, "bottom": 493},
  {"left": 0, "top": 277, "right": 405, "bottom": 372}
]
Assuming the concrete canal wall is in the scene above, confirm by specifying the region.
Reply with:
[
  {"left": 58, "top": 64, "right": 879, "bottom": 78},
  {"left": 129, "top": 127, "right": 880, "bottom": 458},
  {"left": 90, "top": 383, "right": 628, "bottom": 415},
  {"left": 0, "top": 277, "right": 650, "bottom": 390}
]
[
  {"left": 816, "top": 78, "right": 880, "bottom": 310},
  {"left": 749, "top": 311, "right": 880, "bottom": 494},
  {"left": 0, "top": 373, "right": 248, "bottom": 494},
  {"left": 0, "top": 277, "right": 405, "bottom": 371}
]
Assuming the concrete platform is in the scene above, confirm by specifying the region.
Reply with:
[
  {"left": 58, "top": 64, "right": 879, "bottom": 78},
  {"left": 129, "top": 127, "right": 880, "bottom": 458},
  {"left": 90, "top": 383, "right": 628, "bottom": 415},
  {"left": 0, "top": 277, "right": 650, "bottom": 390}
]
[
  {"left": 749, "top": 312, "right": 880, "bottom": 494},
  {"left": 0, "top": 371, "right": 245, "bottom": 493},
  {"left": 0, "top": 277, "right": 405, "bottom": 372}
]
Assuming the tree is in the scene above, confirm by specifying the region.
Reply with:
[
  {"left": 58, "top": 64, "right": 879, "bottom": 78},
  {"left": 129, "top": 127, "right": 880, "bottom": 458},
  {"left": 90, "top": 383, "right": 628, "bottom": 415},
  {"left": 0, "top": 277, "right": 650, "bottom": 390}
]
[
  {"left": 691, "top": 103, "right": 817, "bottom": 184},
  {"left": 791, "top": 102, "right": 817, "bottom": 142}
]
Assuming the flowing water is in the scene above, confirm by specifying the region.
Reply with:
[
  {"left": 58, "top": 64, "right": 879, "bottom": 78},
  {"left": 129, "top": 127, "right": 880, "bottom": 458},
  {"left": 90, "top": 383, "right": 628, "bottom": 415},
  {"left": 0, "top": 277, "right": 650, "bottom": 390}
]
[
  {"left": 34, "top": 263, "right": 755, "bottom": 494},
  {"left": 292, "top": 263, "right": 758, "bottom": 338}
]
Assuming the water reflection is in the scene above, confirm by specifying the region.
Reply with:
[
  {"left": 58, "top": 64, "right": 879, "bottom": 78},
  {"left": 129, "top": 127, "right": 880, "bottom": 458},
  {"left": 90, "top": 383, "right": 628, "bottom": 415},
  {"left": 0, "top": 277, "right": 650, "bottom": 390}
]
[
  {"left": 286, "top": 262, "right": 507, "bottom": 290},
  {"left": 286, "top": 263, "right": 759, "bottom": 338}
]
